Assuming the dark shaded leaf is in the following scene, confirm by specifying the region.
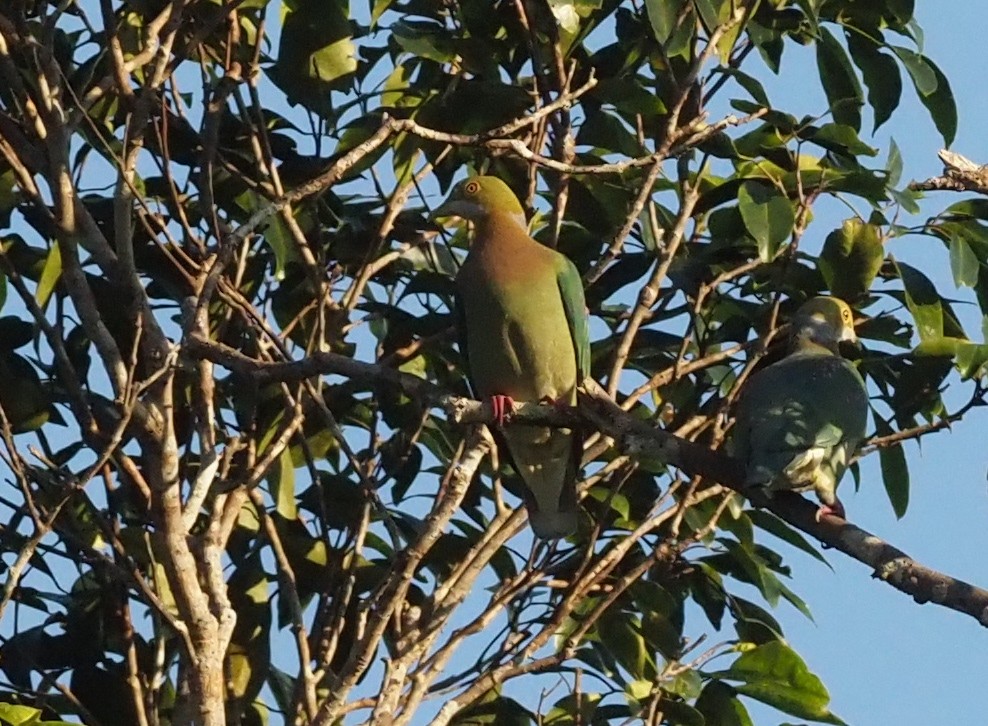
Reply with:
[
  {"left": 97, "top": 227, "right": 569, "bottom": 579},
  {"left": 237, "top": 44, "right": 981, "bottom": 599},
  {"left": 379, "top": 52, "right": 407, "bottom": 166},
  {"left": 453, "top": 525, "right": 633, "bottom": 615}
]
[
  {"left": 873, "top": 414, "right": 909, "bottom": 518},
  {"left": 846, "top": 31, "right": 901, "bottom": 131},
  {"left": 815, "top": 27, "right": 863, "bottom": 131},
  {"left": 696, "top": 680, "right": 754, "bottom": 726}
]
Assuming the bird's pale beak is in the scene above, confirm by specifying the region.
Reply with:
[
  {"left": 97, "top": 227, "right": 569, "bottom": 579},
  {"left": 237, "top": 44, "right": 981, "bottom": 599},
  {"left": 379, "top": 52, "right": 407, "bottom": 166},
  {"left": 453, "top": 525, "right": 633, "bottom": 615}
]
[{"left": 430, "top": 198, "right": 465, "bottom": 221}]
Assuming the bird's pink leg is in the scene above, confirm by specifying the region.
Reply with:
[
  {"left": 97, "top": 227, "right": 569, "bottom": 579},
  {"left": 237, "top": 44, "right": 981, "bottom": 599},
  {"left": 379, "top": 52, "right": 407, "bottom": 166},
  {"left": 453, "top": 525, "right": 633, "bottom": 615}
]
[
  {"left": 489, "top": 395, "right": 516, "bottom": 426},
  {"left": 815, "top": 499, "right": 846, "bottom": 522}
]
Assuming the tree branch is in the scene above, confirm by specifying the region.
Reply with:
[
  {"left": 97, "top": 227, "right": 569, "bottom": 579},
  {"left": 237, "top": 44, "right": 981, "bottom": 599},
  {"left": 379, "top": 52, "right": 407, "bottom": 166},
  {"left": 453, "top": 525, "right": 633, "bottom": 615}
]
[
  {"left": 184, "top": 335, "right": 988, "bottom": 629},
  {"left": 911, "top": 149, "right": 988, "bottom": 195}
]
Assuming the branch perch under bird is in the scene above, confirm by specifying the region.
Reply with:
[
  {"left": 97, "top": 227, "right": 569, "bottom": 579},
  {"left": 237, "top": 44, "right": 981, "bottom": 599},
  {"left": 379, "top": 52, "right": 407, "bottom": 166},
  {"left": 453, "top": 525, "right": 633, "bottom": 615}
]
[{"left": 185, "top": 334, "right": 988, "bottom": 628}]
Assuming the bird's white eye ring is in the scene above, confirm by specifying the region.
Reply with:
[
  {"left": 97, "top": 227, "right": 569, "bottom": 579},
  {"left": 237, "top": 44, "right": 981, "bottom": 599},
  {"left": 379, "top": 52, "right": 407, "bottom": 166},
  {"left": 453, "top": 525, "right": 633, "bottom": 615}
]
[{"left": 464, "top": 181, "right": 480, "bottom": 195}]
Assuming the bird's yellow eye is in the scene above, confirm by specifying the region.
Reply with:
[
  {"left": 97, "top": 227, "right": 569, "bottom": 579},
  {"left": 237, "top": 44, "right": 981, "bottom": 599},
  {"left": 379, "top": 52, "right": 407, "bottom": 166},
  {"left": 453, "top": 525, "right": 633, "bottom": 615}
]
[
  {"left": 842, "top": 308, "right": 852, "bottom": 321},
  {"left": 464, "top": 180, "right": 480, "bottom": 195}
]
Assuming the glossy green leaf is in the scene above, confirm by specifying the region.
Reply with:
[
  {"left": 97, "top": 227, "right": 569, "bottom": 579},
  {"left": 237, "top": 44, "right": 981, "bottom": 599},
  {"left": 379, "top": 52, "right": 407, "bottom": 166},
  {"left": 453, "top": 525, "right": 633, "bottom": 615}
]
[
  {"left": 949, "top": 235, "right": 980, "bottom": 288},
  {"left": 737, "top": 181, "right": 794, "bottom": 262},
  {"left": 0, "top": 703, "right": 45, "bottom": 725},
  {"left": 818, "top": 218, "right": 884, "bottom": 300},
  {"left": 392, "top": 20, "right": 456, "bottom": 63},
  {"left": 713, "top": 641, "right": 845, "bottom": 724},
  {"left": 805, "top": 123, "right": 877, "bottom": 157},
  {"left": 36, "top": 243, "right": 62, "bottom": 309},
  {"left": 892, "top": 257, "right": 944, "bottom": 341},
  {"left": 953, "top": 341, "right": 988, "bottom": 380},
  {"left": 273, "top": 448, "right": 297, "bottom": 520},
  {"left": 0, "top": 700, "right": 76, "bottom": 725}
]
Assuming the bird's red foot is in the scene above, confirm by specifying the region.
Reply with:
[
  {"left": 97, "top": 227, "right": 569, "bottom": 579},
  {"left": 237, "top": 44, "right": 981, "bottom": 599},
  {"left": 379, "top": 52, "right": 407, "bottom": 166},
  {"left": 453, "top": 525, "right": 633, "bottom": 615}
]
[
  {"left": 489, "top": 395, "right": 516, "bottom": 426},
  {"left": 815, "top": 501, "right": 846, "bottom": 522}
]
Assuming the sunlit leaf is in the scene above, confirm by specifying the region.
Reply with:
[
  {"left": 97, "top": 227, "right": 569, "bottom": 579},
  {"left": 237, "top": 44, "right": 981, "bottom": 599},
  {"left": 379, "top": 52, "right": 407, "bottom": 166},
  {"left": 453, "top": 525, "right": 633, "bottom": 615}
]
[
  {"left": 737, "top": 181, "right": 795, "bottom": 262},
  {"left": 712, "top": 641, "right": 845, "bottom": 724}
]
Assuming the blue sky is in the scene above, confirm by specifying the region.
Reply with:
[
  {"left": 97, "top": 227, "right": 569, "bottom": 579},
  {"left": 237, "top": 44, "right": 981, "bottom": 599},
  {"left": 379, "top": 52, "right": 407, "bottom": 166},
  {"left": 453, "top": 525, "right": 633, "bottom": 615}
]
[{"left": 740, "top": 5, "right": 988, "bottom": 724}]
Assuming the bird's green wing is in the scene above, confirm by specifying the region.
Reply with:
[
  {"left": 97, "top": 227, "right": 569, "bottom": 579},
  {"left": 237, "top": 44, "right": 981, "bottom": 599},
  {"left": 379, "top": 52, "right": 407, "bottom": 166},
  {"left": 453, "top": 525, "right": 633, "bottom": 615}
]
[
  {"left": 555, "top": 256, "right": 590, "bottom": 382},
  {"left": 452, "top": 289, "right": 477, "bottom": 398},
  {"left": 735, "top": 355, "right": 868, "bottom": 483}
]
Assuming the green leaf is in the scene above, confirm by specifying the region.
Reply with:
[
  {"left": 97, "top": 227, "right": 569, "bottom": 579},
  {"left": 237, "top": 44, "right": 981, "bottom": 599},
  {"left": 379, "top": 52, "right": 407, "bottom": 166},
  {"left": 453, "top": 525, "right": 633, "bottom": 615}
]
[
  {"left": 545, "top": 692, "right": 603, "bottom": 725},
  {"left": 953, "top": 341, "right": 988, "bottom": 380},
  {"left": 747, "top": 510, "right": 830, "bottom": 567},
  {"left": 719, "top": 68, "right": 769, "bottom": 106},
  {"left": 370, "top": 0, "right": 394, "bottom": 27},
  {"left": 0, "top": 703, "right": 44, "bottom": 725},
  {"left": 0, "top": 352, "right": 51, "bottom": 433},
  {"left": 846, "top": 32, "right": 901, "bottom": 131},
  {"left": 236, "top": 189, "right": 298, "bottom": 279},
  {"left": 659, "top": 698, "right": 706, "bottom": 726},
  {"left": 644, "top": 0, "right": 681, "bottom": 44},
  {"left": 892, "top": 257, "right": 943, "bottom": 342},
  {"left": 729, "top": 597, "right": 785, "bottom": 644},
  {"left": 577, "top": 109, "right": 642, "bottom": 157},
  {"left": 0, "top": 317, "right": 33, "bottom": 350},
  {"left": 815, "top": 27, "right": 863, "bottom": 131},
  {"left": 818, "top": 218, "right": 885, "bottom": 300},
  {"left": 271, "top": 0, "right": 356, "bottom": 112},
  {"left": 894, "top": 49, "right": 956, "bottom": 145},
  {"left": 36, "top": 243, "right": 62, "bottom": 309},
  {"left": 392, "top": 20, "right": 456, "bottom": 63},
  {"left": 737, "top": 181, "right": 795, "bottom": 262},
  {"left": 887, "top": 138, "right": 904, "bottom": 187},
  {"left": 890, "top": 45, "right": 936, "bottom": 95},
  {"left": 713, "top": 641, "right": 846, "bottom": 724},
  {"left": 451, "top": 693, "right": 533, "bottom": 725},
  {"left": 804, "top": 123, "right": 877, "bottom": 157},
  {"left": 0, "top": 702, "right": 76, "bottom": 725},
  {"left": 873, "top": 414, "right": 909, "bottom": 518},
  {"left": 632, "top": 580, "right": 684, "bottom": 659},
  {"left": 597, "top": 610, "right": 654, "bottom": 680},
  {"left": 272, "top": 448, "right": 297, "bottom": 520},
  {"left": 696, "top": 681, "right": 754, "bottom": 726},
  {"left": 949, "top": 235, "right": 980, "bottom": 288}
]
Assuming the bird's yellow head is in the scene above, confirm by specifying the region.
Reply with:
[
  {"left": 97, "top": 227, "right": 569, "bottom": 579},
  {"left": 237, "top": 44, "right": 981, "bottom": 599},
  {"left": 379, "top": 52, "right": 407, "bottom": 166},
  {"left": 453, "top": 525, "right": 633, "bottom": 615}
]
[
  {"left": 791, "top": 296, "right": 857, "bottom": 350},
  {"left": 432, "top": 176, "right": 526, "bottom": 228}
]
